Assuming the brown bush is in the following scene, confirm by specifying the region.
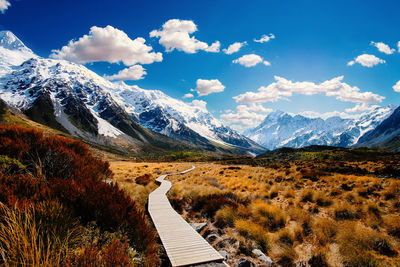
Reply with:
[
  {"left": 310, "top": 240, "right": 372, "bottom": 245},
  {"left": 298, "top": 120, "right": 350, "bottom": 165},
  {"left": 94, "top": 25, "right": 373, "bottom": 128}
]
[
  {"left": 0, "top": 125, "right": 111, "bottom": 182},
  {"left": 135, "top": 173, "right": 152, "bottom": 185}
]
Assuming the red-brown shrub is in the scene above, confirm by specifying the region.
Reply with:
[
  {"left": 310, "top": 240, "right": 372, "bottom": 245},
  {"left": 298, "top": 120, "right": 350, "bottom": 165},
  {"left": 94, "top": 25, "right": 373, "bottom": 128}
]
[
  {"left": 0, "top": 125, "right": 159, "bottom": 266},
  {"left": 49, "top": 178, "right": 159, "bottom": 265},
  {"left": 192, "top": 192, "right": 247, "bottom": 218},
  {"left": 68, "top": 239, "right": 131, "bottom": 267},
  {"left": 0, "top": 172, "right": 51, "bottom": 207},
  {"left": 0, "top": 125, "right": 111, "bottom": 181}
]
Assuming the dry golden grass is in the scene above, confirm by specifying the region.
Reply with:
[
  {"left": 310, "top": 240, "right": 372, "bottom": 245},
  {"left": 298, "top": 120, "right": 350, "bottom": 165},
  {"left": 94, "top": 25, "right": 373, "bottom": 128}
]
[
  {"left": 109, "top": 161, "right": 400, "bottom": 266},
  {"left": 0, "top": 203, "right": 81, "bottom": 267}
]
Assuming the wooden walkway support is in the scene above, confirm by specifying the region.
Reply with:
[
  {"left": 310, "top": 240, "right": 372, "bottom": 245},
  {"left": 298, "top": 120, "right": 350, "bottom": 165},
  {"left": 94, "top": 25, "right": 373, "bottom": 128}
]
[{"left": 148, "top": 166, "right": 224, "bottom": 267}]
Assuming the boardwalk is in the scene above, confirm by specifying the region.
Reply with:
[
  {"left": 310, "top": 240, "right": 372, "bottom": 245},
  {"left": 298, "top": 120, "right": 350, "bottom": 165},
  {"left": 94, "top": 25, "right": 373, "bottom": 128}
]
[{"left": 148, "top": 166, "right": 224, "bottom": 267}]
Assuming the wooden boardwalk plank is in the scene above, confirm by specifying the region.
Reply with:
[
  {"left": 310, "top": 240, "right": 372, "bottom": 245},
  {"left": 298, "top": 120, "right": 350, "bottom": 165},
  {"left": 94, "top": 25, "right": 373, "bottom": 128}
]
[{"left": 148, "top": 166, "right": 224, "bottom": 267}]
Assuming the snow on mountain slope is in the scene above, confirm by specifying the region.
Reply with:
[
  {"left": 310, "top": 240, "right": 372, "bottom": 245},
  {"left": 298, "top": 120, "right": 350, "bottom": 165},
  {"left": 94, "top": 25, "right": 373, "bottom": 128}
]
[
  {"left": 0, "top": 31, "right": 262, "bottom": 153},
  {"left": 108, "top": 84, "right": 262, "bottom": 151},
  {"left": 0, "top": 56, "right": 127, "bottom": 140},
  {"left": 356, "top": 105, "right": 400, "bottom": 148},
  {"left": 244, "top": 106, "right": 395, "bottom": 150},
  {"left": 0, "top": 31, "right": 36, "bottom": 77}
]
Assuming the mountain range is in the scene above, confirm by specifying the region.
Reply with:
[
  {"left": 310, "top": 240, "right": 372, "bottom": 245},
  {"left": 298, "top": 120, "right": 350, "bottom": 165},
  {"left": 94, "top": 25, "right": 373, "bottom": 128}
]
[
  {"left": 244, "top": 107, "right": 397, "bottom": 150},
  {"left": 0, "top": 30, "right": 263, "bottom": 156},
  {"left": 1, "top": 30, "right": 400, "bottom": 156}
]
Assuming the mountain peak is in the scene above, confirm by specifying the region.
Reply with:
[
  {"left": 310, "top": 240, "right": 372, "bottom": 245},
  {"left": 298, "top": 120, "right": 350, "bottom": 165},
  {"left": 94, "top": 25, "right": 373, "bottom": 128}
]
[{"left": 0, "top": 30, "right": 33, "bottom": 54}]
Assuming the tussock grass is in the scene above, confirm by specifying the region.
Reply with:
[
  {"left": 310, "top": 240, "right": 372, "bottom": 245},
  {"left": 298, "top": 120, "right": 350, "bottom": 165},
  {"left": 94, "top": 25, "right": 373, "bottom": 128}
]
[
  {"left": 235, "top": 219, "right": 269, "bottom": 251},
  {"left": 0, "top": 203, "right": 80, "bottom": 267},
  {"left": 110, "top": 160, "right": 400, "bottom": 266},
  {"left": 337, "top": 222, "right": 398, "bottom": 266}
]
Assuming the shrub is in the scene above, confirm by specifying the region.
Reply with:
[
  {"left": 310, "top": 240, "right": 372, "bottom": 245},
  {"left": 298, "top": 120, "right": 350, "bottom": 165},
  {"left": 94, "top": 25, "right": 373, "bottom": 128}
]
[
  {"left": 235, "top": 219, "right": 269, "bottom": 251},
  {"left": 312, "top": 217, "right": 337, "bottom": 245},
  {"left": 366, "top": 203, "right": 381, "bottom": 218},
  {"left": 49, "top": 178, "right": 158, "bottom": 262},
  {"left": 300, "top": 189, "right": 314, "bottom": 202},
  {"left": 135, "top": 173, "right": 152, "bottom": 185},
  {"left": 383, "top": 215, "right": 400, "bottom": 239},
  {"left": 270, "top": 244, "right": 298, "bottom": 267},
  {"left": 251, "top": 200, "right": 286, "bottom": 231},
  {"left": 314, "top": 191, "right": 333, "bottom": 207},
  {"left": 0, "top": 203, "right": 80, "bottom": 266},
  {"left": 0, "top": 125, "right": 111, "bottom": 182},
  {"left": 214, "top": 206, "right": 236, "bottom": 228},
  {"left": 383, "top": 181, "right": 400, "bottom": 200},
  {"left": 276, "top": 228, "right": 295, "bottom": 246},
  {"left": 337, "top": 222, "right": 398, "bottom": 266},
  {"left": 192, "top": 192, "right": 245, "bottom": 218},
  {"left": 0, "top": 155, "right": 26, "bottom": 175},
  {"left": 0, "top": 172, "right": 51, "bottom": 207},
  {"left": 67, "top": 238, "right": 134, "bottom": 267},
  {"left": 334, "top": 202, "right": 358, "bottom": 220},
  {"left": 0, "top": 125, "right": 159, "bottom": 266}
]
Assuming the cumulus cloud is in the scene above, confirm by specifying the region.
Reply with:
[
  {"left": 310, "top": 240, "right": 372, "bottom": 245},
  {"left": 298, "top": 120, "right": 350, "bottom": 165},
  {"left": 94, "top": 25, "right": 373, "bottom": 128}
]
[
  {"left": 105, "top": 65, "right": 146, "bottom": 81},
  {"left": 398, "top": 41, "right": 400, "bottom": 52},
  {"left": 233, "top": 76, "right": 384, "bottom": 105},
  {"left": 371, "top": 41, "right": 395, "bottom": 55},
  {"left": 190, "top": 99, "right": 208, "bottom": 111},
  {"left": 220, "top": 104, "right": 272, "bottom": 130},
  {"left": 190, "top": 79, "right": 225, "bottom": 96},
  {"left": 205, "top": 41, "right": 220, "bottom": 52},
  {"left": 51, "top": 25, "right": 162, "bottom": 66},
  {"left": 150, "top": 19, "right": 220, "bottom": 54},
  {"left": 0, "top": 0, "right": 10, "bottom": 13},
  {"left": 182, "top": 93, "right": 194, "bottom": 98},
  {"left": 393, "top": 80, "right": 400, "bottom": 92},
  {"left": 254, "top": 33, "right": 275, "bottom": 43},
  {"left": 223, "top": 41, "right": 246, "bottom": 54},
  {"left": 345, "top": 103, "right": 377, "bottom": 113},
  {"left": 299, "top": 110, "right": 360, "bottom": 120},
  {"left": 233, "top": 54, "right": 270, "bottom": 67},
  {"left": 347, "top": 54, "right": 385, "bottom": 67},
  {"left": 263, "top": 60, "right": 271, "bottom": 66}
]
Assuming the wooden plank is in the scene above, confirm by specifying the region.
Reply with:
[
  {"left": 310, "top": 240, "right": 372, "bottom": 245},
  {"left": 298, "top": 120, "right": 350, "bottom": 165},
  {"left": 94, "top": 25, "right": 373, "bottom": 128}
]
[{"left": 148, "top": 166, "right": 225, "bottom": 267}]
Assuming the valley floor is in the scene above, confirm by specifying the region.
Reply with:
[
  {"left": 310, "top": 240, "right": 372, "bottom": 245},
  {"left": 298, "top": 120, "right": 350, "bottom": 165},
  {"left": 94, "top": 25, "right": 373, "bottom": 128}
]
[{"left": 110, "top": 160, "right": 400, "bottom": 267}]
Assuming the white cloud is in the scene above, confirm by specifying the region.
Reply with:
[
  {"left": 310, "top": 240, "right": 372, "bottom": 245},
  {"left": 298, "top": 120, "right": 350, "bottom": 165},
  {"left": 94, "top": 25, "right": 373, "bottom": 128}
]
[
  {"left": 347, "top": 54, "right": 385, "bottom": 67},
  {"left": 51, "top": 25, "right": 162, "bottom": 66},
  {"left": 345, "top": 103, "right": 377, "bottom": 113},
  {"left": 220, "top": 104, "right": 272, "bottom": 130},
  {"left": 254, "top": 33, "right": 275, "bottom": 43},
  {"left": 393, "top": 80, "right": 400, "bottom": 92},
  {"left": 263, "top": 60, "right": 271, "bottom": 66},
  {"left": 205, "top": 41, "right": 220, "bottom": 53},
  {"left": 190, "top": 99, "right": 208, "bottom": 111},
  {"left": 233, "top": 76, "right": 384, "bottom": 105},
  {"left": 299, "top": 110, "right": 360, "bottom": 120},
  {"left": 182, "top": 93, "right": 194, "bottom": 98},
  {"left": 0, "top": 0, "right": 10, "bottom": 14},
  {"left": 233, "top": 54, "right": 270, "bottom": 67},
  {"left": 223, "top": 41, "right": 246, "bottom": 55},
  {"left": 150, "top": 19, "right": 220, "bottom": 54},
  {"left": 398, "top": 41, "right": 400, "bottom": 52},
  {"left": 371, "top": 41, "right": 395, "bottom": 55},
  {"left": 191, "top": 79, "right": 225, "bottom": 96},
  {"left": 105, "top": 65, "right": 146, "bottom": 81}
]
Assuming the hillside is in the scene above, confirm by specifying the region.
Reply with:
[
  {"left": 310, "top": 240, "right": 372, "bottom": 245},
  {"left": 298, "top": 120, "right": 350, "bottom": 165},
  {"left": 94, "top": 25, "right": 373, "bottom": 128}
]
[{"left": 0, "top": 31, "right": 263, "bottom": 156}]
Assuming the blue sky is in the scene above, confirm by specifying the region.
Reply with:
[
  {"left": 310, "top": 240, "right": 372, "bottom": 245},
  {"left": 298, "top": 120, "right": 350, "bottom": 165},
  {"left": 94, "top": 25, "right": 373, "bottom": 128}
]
[{"left": 1, "top": 0, "right": 400, "bottom": 131}]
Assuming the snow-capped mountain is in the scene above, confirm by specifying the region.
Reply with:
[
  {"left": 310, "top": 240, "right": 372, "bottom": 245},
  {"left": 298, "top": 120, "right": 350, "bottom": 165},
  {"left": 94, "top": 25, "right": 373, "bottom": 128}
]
[
  {"left": 244, "top": 106, "right": 396, "bottom": 150},
  {"left": 109, "top": 84, "right": 262, "bottom": 151},
  {"left": 0, "top": 31, "right": 36, "bottom": 77},
  {"left": 356, "top": 105, "right": 400, "bottom": 149},
  {"left": 0, "top": 30, "right": 263, "bottom": 154}
]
